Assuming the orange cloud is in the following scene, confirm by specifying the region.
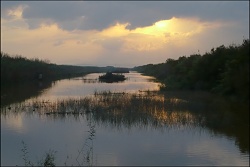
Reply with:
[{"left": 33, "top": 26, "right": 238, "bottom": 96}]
[{"left": 1, "top": 15, "right": 229, "bottom": 66}]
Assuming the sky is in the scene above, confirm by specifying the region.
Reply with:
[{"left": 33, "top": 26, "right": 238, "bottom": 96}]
[{"left": 1, "top": 1, "right": 249, "bottom": 67}]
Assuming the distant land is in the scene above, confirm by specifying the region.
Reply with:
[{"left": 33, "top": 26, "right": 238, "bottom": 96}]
[{"left": 1, "top": 52, "right": 130, "bottom": 84}]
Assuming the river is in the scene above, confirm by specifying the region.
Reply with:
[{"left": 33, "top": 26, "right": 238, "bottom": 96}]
[{"left": 1, "top": 72, "right": 249, "bottom": 166}]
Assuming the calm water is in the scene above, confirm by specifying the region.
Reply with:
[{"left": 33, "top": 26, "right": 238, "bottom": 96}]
[{"left": 1, "top": 72, "right": 249, "bottom": 166}]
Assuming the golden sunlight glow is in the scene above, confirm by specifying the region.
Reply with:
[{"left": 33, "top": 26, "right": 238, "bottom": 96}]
[
  {"left": 1, "top": 13, "right": 225, "bottom": 64},
  {"left": 5, "top": 113, "right": 25, "bottom": 133},
  {"left": 100, "top": 23, "right": 130, "bottom": 37},
  {"left": 122, "top": 17, "right": 219, "bottom": 51},
  {"left": 155, "top": 20, "right": 168, "bottom": 29},
  {"left": 133, "top": 19, "right": 171, "bottom": 37}
]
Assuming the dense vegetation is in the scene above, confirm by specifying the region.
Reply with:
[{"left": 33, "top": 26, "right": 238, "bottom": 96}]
[
  {"left": 1, "top": 52, "right": 119, "bottom": 84},
  {"left": 99, "top": 72, "right": 126, "bottom": 83},
  {"left": 133, "top": 39, "right": 249, "bottom": 101}
]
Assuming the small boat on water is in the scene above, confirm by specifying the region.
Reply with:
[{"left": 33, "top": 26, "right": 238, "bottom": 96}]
[{"left": 99, "top": 72, "right": 126, "bottom": 83}]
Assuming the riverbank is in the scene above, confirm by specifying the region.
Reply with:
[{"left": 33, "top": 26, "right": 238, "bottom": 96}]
[
  {"left": 133, "top": 39, "right": 249, "bottom": 102},
  {"left": 1, "top": 52, "right": 131, "bottom": 84}
]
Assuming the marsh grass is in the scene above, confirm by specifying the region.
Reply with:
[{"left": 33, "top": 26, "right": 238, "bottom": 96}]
[
  {"left": 21, "top": 141, "right": 56, "bottom": 167},
  {"left": 3, "top": 90, "right": 248, "bottom": 166},
  {"left": 2, "top": 90, "right": 247, "bottom": 132},
  {"left": 37, "top": 150, "right": 57, "bottom": 167},
  {"left": 2, "top": 91, "right": 204, "bottom": 130}
]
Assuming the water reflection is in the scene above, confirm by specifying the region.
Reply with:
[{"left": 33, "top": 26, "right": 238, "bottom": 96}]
[
  {"left": 76, "top": 117, "right": 95, "bottom": 166},
  {"left": 1, "top": 72, "right": 249, "bottom": 166},
  {"left": 1, "top": 81, "right": 54, "bottom": 107},
  {"left": 22, "top": 72, "right": 160, "bottom": 101},
  {"left": 74, "top": 78, "right": 125, "bottom": 84},
  {"left": 1, "top": 72, "right": 158, "bottom": 107},
  {"left": 2, "top": 91, "right": 248, "bottom": 155},
  {"left": 162, "top": 91, "right": 249, "bottom": 155}
]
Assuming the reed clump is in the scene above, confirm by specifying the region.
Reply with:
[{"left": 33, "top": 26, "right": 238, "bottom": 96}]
[{"left": 2, "top": 91, "right": 201, "bottom": 129}]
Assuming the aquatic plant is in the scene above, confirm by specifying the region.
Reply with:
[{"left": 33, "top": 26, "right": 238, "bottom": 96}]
[
  {"left": 4, "top": 91, "right": 200, "bottom": 130},
  {"left": 21, "top": 141, "right": 34, "bottom": 166},
  {"left": 21, "top": 141, "right": 56, "bottom": 167},
  {"left": 38, "top": 150, "right": 57, "bottom": 167},
  {"left": 6, "top": 90, "right": 248, "bottom": 166}
]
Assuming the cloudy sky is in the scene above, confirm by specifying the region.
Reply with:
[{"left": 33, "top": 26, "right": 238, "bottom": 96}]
[{"left": 1, "top": 1, "right": 249, "bottom": 67}]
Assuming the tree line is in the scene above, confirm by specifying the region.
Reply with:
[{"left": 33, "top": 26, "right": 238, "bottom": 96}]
[
  {"left": 133, "top": 39, "right": 249, "bottom": 101},
  {"left": 1, "top": 52, "right": 113, "bottom": 84}
]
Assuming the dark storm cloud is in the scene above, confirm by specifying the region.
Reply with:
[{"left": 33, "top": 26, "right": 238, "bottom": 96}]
[
  {"left": 22, "top": 2, "right": 84, "bottom": 21},
  {"left": 1, "top": 1, "right": 249, "bottom": 31},
  {"left": 1, "top": 1, "right": 23, "bottom": 9}
]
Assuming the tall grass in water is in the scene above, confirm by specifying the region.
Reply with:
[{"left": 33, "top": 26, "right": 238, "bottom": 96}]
[
  {"left": 3, "top": 90, "right": 247, "bottom": 131},
  {"left": 2, "top": 90, "right": 248, "bottom": 166},
  {"left": 20, "top": 118, "right": 95, "bottom": 166},
  {"left": 2, "top": 91, "right": 201, "bottom": 129}
]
